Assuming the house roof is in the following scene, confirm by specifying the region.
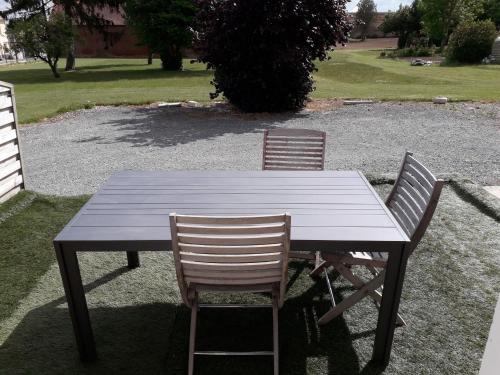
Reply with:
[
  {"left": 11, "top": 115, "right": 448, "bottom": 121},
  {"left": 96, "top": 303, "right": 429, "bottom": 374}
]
[{"left": 92, "top": 6, "right": 125, "bottom": 26}]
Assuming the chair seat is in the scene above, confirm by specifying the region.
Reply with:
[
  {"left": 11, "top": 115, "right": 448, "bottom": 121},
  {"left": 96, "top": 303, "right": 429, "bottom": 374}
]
[{"left": 321, "top": 251, "right": 388, "bottom": 268}]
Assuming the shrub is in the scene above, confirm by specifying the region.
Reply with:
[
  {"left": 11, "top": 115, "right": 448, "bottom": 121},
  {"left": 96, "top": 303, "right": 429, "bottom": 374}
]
[
  {"left": 382, "top": 47, "right": 434, "bottom": 58},
  {"left": 447, "top": 20, "right": 498, "bottom": 64},
  {"left": 194, "top": 0, "right": 352, "bottom": 112}
]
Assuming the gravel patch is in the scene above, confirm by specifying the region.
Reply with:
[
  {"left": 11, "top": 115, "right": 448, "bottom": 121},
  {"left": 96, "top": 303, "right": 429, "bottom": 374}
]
[{"left": 19, "top": 102, "right": 500, "bottom": 196}]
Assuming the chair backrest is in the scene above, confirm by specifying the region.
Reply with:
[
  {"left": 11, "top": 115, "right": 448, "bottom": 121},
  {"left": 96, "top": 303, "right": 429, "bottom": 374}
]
[
  {"left": 169, "top": 213, "right": 291, "bottom": 308},
  {"left": 262, "top": 128, "right": 326, "bottom": 170},
  {"left": 386, "top": 152, "right": 444, "bottom": 253}
]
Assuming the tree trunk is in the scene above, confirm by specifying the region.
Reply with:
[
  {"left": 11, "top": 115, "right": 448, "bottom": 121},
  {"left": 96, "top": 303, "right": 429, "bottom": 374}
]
[
  {"left": 148, "top": 50, "right": 153, "bottom": 65},
  {"left": 49, "top": 61, "right": 60, "bottom": 78},
  {"left": 440, "top": 19, "right": 448, "bottom": 47},
  {"left": 441, "top": 3, "right": 454, "bottom": 48},
  {"left": 65, "top": 44, "right": 76, "bottom": 71},
  {"left": 64, "top": 5, "right": 76, "bottom": 71}
]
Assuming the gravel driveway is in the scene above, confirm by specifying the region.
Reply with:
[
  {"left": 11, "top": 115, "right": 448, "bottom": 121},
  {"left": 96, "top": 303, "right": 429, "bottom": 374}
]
[{"left": 19, "top": 102, "right": 500, "bottom": 196}]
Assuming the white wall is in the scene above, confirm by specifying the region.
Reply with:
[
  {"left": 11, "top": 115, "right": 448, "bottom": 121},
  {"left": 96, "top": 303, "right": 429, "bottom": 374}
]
[{"left": 480, "top": 294, "right": 500, "bottom": 375}]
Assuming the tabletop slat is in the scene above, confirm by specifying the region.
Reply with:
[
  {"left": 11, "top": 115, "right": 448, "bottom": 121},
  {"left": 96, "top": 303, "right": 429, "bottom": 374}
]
[
  {"left": 75, "top": 213, "right": 395, "bottom": 228},
  {"left": 84, "top": 208, "right": 387, "bottom": 215},
  {"left": 104, "top": 177, "right": 366, "bottom": 186},
  {"left": 111, "top": 170, "right": 361, "bottom": 178},
  {"left": 86, "top": 203, "right": 385, "bottom": 210},
  {"left": 90, "top": 194, "right": 379, "bottom": 205},
  {"left": 98, "top": 189, "right": 371, "bottom": 195}
]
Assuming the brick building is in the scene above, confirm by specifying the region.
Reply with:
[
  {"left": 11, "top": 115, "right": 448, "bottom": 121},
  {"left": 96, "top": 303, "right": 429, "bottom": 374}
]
[{"left": 73, "top": 7, "right": 148, "bottom": 58}]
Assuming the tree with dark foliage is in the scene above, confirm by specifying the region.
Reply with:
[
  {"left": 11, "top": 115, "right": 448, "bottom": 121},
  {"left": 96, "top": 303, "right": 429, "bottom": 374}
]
[
  {"left": 479, "top": 0, "right": 500, "bottom": 29},
  {"left": 124, "top": 0, "right": 197, "bottom": 71},
  {"left": 194, "top": 0, "right": 352, "bottom": 112}
]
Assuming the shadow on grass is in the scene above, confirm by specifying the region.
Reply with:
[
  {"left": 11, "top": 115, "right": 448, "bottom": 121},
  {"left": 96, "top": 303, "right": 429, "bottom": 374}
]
[
  {"left": 0, "top": 266, "right": 177, "bottom": 374},
  {"left": 81, "top": 106, "right": 310, "bottom": 149},
  {"left": 160, "top": 261, "right": 382, "bottom": 374},
  {"left": 75, "top": 62, "right": 160, "bottom": 71},
  {"left": 0, "top": 262, "right": 383, "bottom": 375},
  {"left": 0, "top": 66, "right": 211, "bottom": 86}
]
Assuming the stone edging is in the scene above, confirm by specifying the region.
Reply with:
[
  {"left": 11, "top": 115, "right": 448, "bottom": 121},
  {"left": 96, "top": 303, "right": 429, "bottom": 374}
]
[{"left": 0, "top": 191, "right": 37, "bottom": 225}]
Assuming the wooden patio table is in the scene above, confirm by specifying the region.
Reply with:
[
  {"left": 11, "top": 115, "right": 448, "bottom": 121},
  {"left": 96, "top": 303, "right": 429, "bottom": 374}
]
[{"left": 53, "top": 170, "right": 410, "bottom": 366}]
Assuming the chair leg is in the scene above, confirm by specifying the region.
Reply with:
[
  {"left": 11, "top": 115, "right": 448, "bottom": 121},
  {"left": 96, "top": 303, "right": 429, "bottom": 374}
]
[
  {"left": 366, "top": 264, "right": 379, "bottom": 276},
  {"left": 272, "top": 294, "right": 279, "bottom": 375},
  {"left": 333, "top": 263, "right": 406, "bottom": 326},
  {"left": 310, "top": 260, "right": 328, "bottom": 277},
  {"left": 318, "top": 271, "right": 386, "bottom": 325},
  {"left": 188, "top": 294, "right": 198, "bottom": 375},
  {"left": 315, "top": 251, "right": 321, "bottom": 269}
]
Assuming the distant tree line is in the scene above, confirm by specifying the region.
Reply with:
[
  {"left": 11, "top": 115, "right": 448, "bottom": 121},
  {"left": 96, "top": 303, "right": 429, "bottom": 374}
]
[{"left": 380, "top": 0, "right": 499, "bottom": 63}]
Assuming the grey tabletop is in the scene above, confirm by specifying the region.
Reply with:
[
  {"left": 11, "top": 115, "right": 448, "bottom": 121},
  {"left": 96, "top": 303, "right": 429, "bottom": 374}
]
[{"left": 55, "top": 170, "right": 409, "bottom": 252}]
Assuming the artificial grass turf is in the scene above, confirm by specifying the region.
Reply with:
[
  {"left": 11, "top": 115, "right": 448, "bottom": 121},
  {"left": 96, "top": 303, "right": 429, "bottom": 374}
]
[
  {"left": 0, "top": 191, "right": 88, "bottom": 322},
  {"left": 0, "top": 183, "right": 498, "bottom": 374},
  {"left": 1, "top": 50, "right": 499, "bottom": 124}
]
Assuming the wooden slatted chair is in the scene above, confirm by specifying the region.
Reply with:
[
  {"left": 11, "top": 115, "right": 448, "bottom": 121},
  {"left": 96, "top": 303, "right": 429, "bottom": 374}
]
[
  {"left": 262, "top": 128, "right": 325, "bottom": 261},
  {"left": 262, "top": 128, "right": 326, "bottom": 171},
  {"left": 169, "top": 213, "right": 291, "bottom": 375},
  {"left": 310, "top": 152, "right": 444, "bottom": 325}
]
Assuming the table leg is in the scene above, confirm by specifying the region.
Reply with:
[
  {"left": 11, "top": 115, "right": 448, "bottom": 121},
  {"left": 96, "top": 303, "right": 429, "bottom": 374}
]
[
  {"left": 54, "top": 242, "right": 97, "bottom": 361},
  {"left": 372, "top": 244, "right": 410, "bottom": 366},
  {"left": 126, "top": 251, "right": 140, "bottom": 269}
]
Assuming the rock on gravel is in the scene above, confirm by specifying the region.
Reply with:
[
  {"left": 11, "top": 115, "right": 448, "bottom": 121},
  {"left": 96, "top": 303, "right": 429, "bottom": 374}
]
[{"left": 19, "top": 102, "right": 500, "bottom": 196}]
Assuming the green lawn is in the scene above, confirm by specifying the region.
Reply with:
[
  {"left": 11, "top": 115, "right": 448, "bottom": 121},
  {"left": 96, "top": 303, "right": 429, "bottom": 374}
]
[
  {"left": 0, "top": 182, "right": 499, "bottom": 374},
  {"left": 1, "top": 50, "right": 499, "bottom": 123},
  {"left": 314, "top": 50, "right": 500, "bottom": 102}
]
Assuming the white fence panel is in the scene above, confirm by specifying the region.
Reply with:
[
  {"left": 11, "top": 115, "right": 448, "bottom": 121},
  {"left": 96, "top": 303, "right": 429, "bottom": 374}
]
[{"left": 0, "top": 81, "right": 24, "bottom": 203}]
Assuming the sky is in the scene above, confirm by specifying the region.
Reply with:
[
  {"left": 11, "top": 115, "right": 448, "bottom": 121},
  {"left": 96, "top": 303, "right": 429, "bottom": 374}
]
[
  {"left": 0, "top": 1, "right": 412, "bottom": 12},
  {"left": 347, "top": 0, "right": 413, "bottom": 12}
]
